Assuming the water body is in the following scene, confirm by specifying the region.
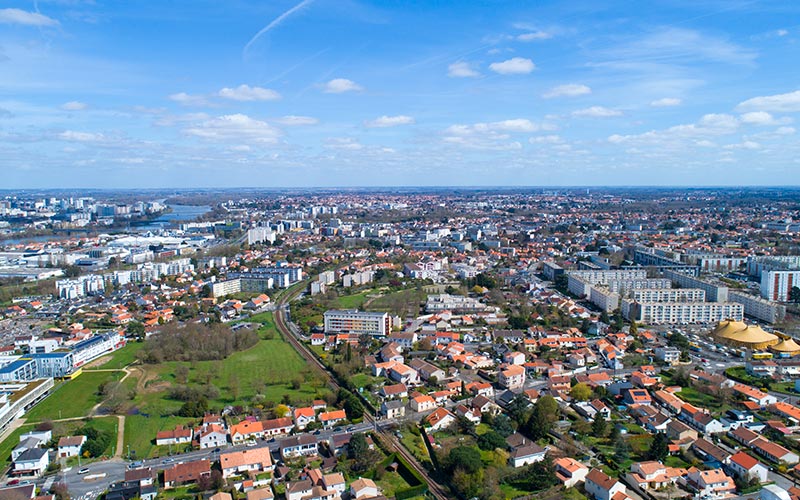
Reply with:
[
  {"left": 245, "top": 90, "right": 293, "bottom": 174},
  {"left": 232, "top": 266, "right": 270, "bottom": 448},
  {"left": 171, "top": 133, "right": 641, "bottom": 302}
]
[
  {"left": 1, "top": 234, "right": 68, "bottom": 245},
  {"left": 135, "top": 205, "right": 211, "bottom": 231}
]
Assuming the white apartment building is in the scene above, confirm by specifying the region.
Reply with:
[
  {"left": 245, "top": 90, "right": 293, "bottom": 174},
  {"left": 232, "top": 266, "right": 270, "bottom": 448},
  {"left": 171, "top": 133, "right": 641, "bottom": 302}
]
[
  {"left": 631, "top": 288, "right": 706, "bottom": 303},
  {"left": 760, "top": 270, "right": 800, "bottom": 302},
  {"left": 324, "top": 310, "right": 391, "bottom": 337},
  {"left": 623, "top": 300, "right": 743, "bottom": 325},
  {"left": 729, "top": 291, "right": 787, "bottom": 324},
  {"left": 212, "top": 278, "right": 242, "bottom": 298}
]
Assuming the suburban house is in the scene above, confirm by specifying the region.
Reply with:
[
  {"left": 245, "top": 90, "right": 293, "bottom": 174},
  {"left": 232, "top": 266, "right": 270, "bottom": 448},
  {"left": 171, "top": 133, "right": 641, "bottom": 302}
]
[
  {"left": 195, "top": 424, "right": 228, "bottom": 450},
  {"left": 506, "top": 433, "right": 548, "bottom": 468},
  {"left": 57, "top": 435, "right": 86, "bottom": 458},
  {"left": 350, "top": 477, "right": 379, "bottom": 499},
  {"left": 293, "top": 407, "right": 317, "bottom": 430},
  {"left": 751, "top": 438, "right": 800, "bottom": 465},
  {"left": 156, "top": 425, "right": 193, "bottom": 447},
  {"left": 499, "top": 364, "right": 526, "bottom": 390},
  {"left": 13, "top": 448, "right": 49, "bottom": 477},
  {"left": 423, "top": 408, "right": 456, "bottom": 432},
  {"left": 163, "top": 460, "right": 211, "bottom": 489},
  {"left": 410, "top": 395, "right": 437, "bottom": 413},
  {"left": 727, "top": 451, "right": 768, "bottom": 484},
  {"left": 381, "top": 400, "right": 406, "bottom": 419},
  {"left": 281, "top": 435, "right": 319, "bottom": 460},
  {"left": 319, "top": 410, "right": 347, "bottom": 429},
  {"left": 684, "top": 469, "right": 736, "bottom": 498},
  {"left": 585, "top": 468, "right": 630, "bottom": 500},
  {"left": 554, "top": 457, "right": 589, "bottom": 488},
  {"left": 220, "top": 447, "right": 274, "bottom": 479},
  {"left": 625, "top": 461, "right": 686, "bottom": 491}
]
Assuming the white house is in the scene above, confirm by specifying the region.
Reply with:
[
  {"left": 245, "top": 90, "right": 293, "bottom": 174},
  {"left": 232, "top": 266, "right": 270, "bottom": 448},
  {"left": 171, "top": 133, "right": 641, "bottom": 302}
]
[
  {"left": 586, "top": 468, "right": 628, "bottom": 500},
  {"left": 57, "top": 435, "right": 86, "bottom": 458},
  {"left": 728, "top": 452, "right": 768, "bottom": 484},
  {"left": 13, "top": 448, "right": 49, "bottom": 477}
]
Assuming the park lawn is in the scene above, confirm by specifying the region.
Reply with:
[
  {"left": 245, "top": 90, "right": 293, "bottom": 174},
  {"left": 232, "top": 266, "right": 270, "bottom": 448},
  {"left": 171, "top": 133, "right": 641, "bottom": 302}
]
[
  {"left": 89, "top": 342, "right": 144, "bottom": 370},
  {"left": 350, "top": 373, "right": 384, "bottom": 390},
  {"left": 25, "top": 370, "right": 125, "bottom": 422},
  {"left": 665, "top": 455, "right": 691, "bottom": 468},
  {"left": 129, "top": 312, "right": 329, "bottom": 417},
  {"left": 336, "top": 291, "right": 371, "bottom": 309},
  {"left": 365, "top": 287, "right": 428, "bottom": 316},
  {"left": 123, "top": 414, "right": 195, "bottom": 459}
]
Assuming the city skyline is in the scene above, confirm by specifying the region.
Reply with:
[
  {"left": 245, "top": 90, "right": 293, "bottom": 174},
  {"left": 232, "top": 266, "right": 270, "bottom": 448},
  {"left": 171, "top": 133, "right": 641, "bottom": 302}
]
[{"left": 2, "top": 0, "right": 800, "bottom": 188}]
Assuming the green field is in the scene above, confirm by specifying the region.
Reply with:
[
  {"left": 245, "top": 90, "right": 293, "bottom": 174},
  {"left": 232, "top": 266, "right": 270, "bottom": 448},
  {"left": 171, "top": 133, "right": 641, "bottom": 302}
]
[
  {"left": 25, "top": 371, "right": 125, "bottom": 422},
  {"left": 123, "top": 414, "right": 194, "bottom": 459},
  {"left": 365, "top": 288, "right": 427, "bottom": 316},
  {"left": 88, "top": 342, "right": 143, "bottom": 370},
  {"left": 123, "top": 312, "right": 329, "bottom": 451},
  {"left": 337, "top": 291, "right": 371, "bottom": 309}
]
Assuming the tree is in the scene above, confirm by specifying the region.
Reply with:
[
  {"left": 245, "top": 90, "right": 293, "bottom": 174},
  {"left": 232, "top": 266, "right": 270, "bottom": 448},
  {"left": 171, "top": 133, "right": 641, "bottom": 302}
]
[
  {"left": 649, "top": 432, "right": 670, "bottom": 461},
  {"left": 126, "top": 321, "right": 146, "bottom": 341},
  {"left": 446, "top": 446, "right": 483, "bottom": 474},
  {"left": 174, "top": 364, "right": 189, "bottom": 384},
  {"left": 790, "top": 286, "right": 800, "bottom": 303},
  {"left": 613, "top": 435, "right": 630, "bottom": 462},
  {"left": 591, "top": 413, "right": 608, "bottom": 438},
  {"left": 348, "top": 432, "right": 380, "bottom": 473},
  {"left": 506, "top": 394, "right": 531, "bottom": 427},
  {"left": 477, "top": 430, "right": 507, "bottom": 451},
  {"left": 274, "top": 404, "right": 290, "bottom": 418},
  {"left": 524, "top": 395, "right": 558, "bottom": 440},
  {"left": 491, "top": 414, "right": 515, "bottom": 437},
  {"left": 570, "top": 382, "right": 592, "bottom": 401},
  {"left": 629, "top": 321, "right": 638, "bottom": 336}
]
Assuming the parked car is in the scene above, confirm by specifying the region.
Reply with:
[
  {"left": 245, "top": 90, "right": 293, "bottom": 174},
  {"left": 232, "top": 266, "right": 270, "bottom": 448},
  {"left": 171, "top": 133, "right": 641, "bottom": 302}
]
[{"left": 78, "top": 468, "right": 90, "bottom": 475}]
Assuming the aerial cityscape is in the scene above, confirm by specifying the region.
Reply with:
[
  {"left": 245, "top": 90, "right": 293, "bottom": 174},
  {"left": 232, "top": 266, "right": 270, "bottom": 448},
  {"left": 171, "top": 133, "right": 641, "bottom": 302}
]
[{"left": 1, "top": 2, "right": 800, "bottom": 500}]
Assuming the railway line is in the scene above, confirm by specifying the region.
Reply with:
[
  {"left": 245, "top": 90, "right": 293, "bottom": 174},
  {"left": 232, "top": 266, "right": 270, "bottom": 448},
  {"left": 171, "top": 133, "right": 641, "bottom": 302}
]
[{"left": 272, "top": 285, "right": 451, "bottom": 500}]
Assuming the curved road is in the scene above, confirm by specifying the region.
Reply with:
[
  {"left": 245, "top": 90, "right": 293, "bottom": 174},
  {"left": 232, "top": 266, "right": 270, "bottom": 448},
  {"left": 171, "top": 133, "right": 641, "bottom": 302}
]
[{"left": 272, "top": 285, "right": 451, "bottom": 500}]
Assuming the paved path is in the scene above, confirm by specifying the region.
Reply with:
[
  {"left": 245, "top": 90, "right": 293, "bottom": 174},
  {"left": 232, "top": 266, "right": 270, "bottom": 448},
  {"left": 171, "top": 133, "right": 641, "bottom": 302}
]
[{"left": 113, "top": 415, "right": 125, "bottom": 458}]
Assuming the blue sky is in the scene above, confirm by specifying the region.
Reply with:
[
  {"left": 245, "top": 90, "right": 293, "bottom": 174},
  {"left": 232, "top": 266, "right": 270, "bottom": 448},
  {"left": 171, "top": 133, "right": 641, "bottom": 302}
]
[{"left": 1, "top": 0, "right": 799, "bottom": 188}]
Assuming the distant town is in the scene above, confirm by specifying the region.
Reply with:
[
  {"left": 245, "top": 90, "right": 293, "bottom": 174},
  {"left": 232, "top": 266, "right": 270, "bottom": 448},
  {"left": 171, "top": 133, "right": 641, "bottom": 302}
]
[{"left": 1, "top": 187, "right": 800, "bottom": 500}]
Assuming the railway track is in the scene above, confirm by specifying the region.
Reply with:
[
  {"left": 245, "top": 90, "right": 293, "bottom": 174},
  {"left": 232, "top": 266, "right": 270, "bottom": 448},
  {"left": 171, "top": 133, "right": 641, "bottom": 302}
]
[{"left": 272, "top": 287, "right": 451, "bottom": 500}]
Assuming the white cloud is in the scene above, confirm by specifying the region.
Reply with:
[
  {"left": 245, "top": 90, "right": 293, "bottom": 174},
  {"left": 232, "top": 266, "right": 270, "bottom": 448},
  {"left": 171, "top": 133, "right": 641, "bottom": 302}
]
[
  {"left": 365, "top": 115, "right": 415, "bottom": 128},
  {"left": 168, "top": 92, "right": 209, "bottom": 106},
  {"left": 324, "top": 137, "right": 364, "bottom": 150},
  {"left": 737, "top": 90, "right": 800, "bottom": 112},
  {"left": 154, "top": 112, "right": 210, "bottom": 127},
  {"left": 608, "top": 113, "right": 740, "bottom": 145},
  {"left": 740, "top": 111, "right": 791, "bottom": 126},
  {"left": 58, "top": 130, "right": 105, "bottom": 142},
  {"left": 517, "top": 31, "right": 551, "bottom": 42},
  {"left": 229, "top": 145, "right": 252, "bottom": 152},
  {"left": 275, "top": 115, "right": 318, "bottom": 126},
  {"left": 529, "top": 135, "right": 563, "bottom": 144},
  {"left": 61, "top": 101, "right": 88, "bottom": 111},
  {"left": 0, "top": 8, "right": 59, "bottom": 27},
  {"left": 447, "top": 119, "right": 549, "bottom": 135},
  {"left": 218, "top": 84, "right": 281, "bottom": 101},
  {"left": 724, "top": 140, "right": 761, "bottom": 150},
  {"left": 489, "top": 57, "right": 535, "bottom": 75},
  {"left": 322, "top": 78, "right": 363, "bottom": 94},
  {"left": 543, "top": 84, "right": 591, "bottom": 99},
  {"left": 184, "top": 114, "right": 282, "bottom": 143},
  {"left": 777, "top": 29, "right": 788, "bottom": 37},
  {"left": 776, "top": 126, "right": 796, "bottom": 135},
  {"left": 572, "top": 106, "right": 622, "bottom": 118},
  {"left": 650, "top": 97, "right": 682, "bottom": 107},
  {"left": 448, "top": 61, "right": 480, "bottom": 78}
]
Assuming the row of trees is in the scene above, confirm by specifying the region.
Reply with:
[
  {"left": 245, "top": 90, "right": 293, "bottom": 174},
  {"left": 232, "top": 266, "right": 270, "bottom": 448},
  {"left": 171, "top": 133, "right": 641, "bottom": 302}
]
[{"left": 138, "top": 322, "right": 258, "bottom": 363}]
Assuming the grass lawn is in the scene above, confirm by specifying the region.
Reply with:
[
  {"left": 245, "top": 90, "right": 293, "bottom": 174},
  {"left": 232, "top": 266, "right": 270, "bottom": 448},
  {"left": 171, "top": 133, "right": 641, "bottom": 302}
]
[
  {"left": 500, "top": 483, "right": 532, "bottom": 499},
  {"left": 375, "top": 469, "right": 415, "bottom": 498},
  {"left": 336, "top": 291, "right": 371, "bottom": 309},
  {"left": 365, "top": 288, "right": 427, "bottom": 316},
  {"left": 25, "top": 370, "right": 125, "bottom": 422},
  {"left": 126, "top": 313, "right": 329, "bottom": 444},
  {"left": 88, "top": 342, "right": 144, "bottom": 370},
  {"left": 675, "top": 386, "right": 724, "bottom": 410},
  {"left": 123, "top": 414, "right": 195, "bottom": 459},
  {"left": 665, "top": 455, "right": 691, "bottom": 468}
]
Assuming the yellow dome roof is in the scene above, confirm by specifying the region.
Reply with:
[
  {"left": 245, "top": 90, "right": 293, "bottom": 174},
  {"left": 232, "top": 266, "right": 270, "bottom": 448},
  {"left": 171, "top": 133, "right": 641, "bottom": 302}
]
[
  {"left": 725, "top": 325, "right": 779, "bottom": 346},
  {"left": 771, "top": 338, "right": 800, "bottom": 353},
  {"left": 713, "top": 319, "right": 748, "bottom": 339}
]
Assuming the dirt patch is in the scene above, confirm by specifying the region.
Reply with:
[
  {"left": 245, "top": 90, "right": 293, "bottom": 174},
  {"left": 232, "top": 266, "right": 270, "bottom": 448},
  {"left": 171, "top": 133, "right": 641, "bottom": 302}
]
[{"left": 84, "top": 355, "right": 112, "bottom": 369}]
